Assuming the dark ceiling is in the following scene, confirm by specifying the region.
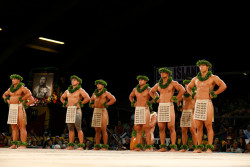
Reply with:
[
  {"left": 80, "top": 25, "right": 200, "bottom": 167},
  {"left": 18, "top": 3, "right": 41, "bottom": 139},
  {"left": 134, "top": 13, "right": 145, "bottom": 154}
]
[{"left": 0, "top": 1, "right": 249, "bottom": 90}]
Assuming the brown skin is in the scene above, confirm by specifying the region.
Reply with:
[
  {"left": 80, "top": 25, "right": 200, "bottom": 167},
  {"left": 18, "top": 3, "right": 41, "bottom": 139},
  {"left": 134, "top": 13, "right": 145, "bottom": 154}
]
[
  {"left": 90, "top": 84, "right": 116, "bottom": 150},
  {"left": 149, "top": 72, "right": 185, "bottom": 152},
  {"left": 178, "top": 83, "right": 198, "bottom": 153},
  {"left": 2, "top": 78, "right": 35, "bottom": 149},
  {"left": 129, "top": 79, "right": 157, "bottom": 152},
  {"left": 187, "top": 64, "right": 227, "bottom": 153},
  {"left": 60, "top": 78, "right": 90, "bottom": 150}
]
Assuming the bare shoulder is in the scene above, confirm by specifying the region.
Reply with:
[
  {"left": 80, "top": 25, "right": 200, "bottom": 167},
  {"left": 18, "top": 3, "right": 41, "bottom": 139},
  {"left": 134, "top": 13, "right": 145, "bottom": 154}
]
[{"left": 211, "top": 74, "right": 220, "bottom": 79}]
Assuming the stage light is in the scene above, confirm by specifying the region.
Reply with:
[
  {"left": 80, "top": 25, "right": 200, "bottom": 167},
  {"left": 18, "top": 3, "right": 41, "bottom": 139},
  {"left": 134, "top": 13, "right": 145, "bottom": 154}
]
[
  {"left": 38, "top": 37, "right": 65, "bottom": 44},
  {"left": 0, "top": 28, "right": 2, "bottom": 31},
  {"left": 243, "top": 73, "right": 247, "bottom": 76}
]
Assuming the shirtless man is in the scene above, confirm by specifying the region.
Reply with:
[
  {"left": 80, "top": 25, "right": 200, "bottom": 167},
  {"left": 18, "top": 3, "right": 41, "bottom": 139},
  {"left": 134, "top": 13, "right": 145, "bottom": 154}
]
[
  {"left": 90, "top": 80, "right": 116, "bottom": 150},
  {"left": 187, "top": 60, "right": 227, "bottom": 153},
  {"left": 178, "top": 80, "right": 198, "bottom": 152},
  {"left": 2, "top": 74, "right": 35, "bottom": 149},
  {"left": 129, "top": 75, "right": 157, "bottom": 151},
  {"left": 149, "top": 68, "right": 185, "bottom": 152},
  {"left": 60, "top": 75, "right": 90, "bottom": 150}
]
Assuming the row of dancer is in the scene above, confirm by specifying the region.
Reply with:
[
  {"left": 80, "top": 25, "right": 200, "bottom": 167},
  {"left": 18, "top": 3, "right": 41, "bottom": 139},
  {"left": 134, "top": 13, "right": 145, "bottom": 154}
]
[
  {"left": 3, "top": 75, "right": 116, "bottom": 150},
  {"left": 2, "top": 59, "right": 227, "bottom": 153},
  {"left": 129, "top": 60, "right": 227, "bottom": 153}
]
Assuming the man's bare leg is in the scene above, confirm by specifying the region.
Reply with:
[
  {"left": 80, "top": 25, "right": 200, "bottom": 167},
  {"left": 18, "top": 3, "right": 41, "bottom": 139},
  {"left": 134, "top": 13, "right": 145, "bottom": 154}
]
[
  {"left": 9, "top": 124, "right": 19, "bottom": 149},
  {"left": 142, "top": 110, "right": 152, "bottom": 152},
  {"left": 190, "top": 123, "right": 198, "bottom": 153},
  {"left": 205, "top": 102, "right": 214, "bottom": 153},
  {"left": 93, "top": 127, "right": 101, "bottom": 150},
  {"left": 157, "top": 122, "right": 167, "bottom": 152},
  {"left": 168, "top": 107, "right": 176, "bottom": 152},
  {"left": 179, "top": 127, "right": 188, "bottom": 152},
  {"left": 195, "top": 120, "right": 203, "bottom": 153},
  {"left": 134, "top": 125, "right": 143, "bottom": 151},
  {"left": 75, "top": 111, "right": 84, "bottom": 150},
  {"left": 67, "top": 123, "right": 75, "bottom": 150},
  {"left": 100, "top": 110, "right": 108, "bottom": 151},
  {"left": 17, "top": 107, "right": 27, "bottom": 149}
]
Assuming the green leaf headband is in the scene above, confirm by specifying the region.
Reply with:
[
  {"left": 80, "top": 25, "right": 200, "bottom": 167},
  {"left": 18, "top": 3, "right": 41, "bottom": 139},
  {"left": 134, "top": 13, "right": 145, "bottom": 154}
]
[
  {"left": 10, "top": 74, "right": 23, "bottom": 81},
  {"left": 158, "top": 68, "right": 172, "bottom": 75},
  {"left": 95, "top": 80, "right": 107, "bottom": 87},
  {"left": 136, "top": 75, "right": 149, "bottom": 82},
  {"left": 196, "top": 60, "right": 212, "bottom": 69}
]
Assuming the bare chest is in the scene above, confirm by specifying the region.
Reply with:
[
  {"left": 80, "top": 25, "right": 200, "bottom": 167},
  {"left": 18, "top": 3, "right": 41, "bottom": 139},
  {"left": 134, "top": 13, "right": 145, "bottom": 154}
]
[
  {"left": 158, "top": 83, "right": 174, "bottom": 94},
  {"left": 67, "top": 90, "right": 81, "bottom": 99},
  {"left": 195, "top": 78, "right": 215, "bottom": 88},
  {"left": 10, "top": 88, "right": 23, "bottom": 97},
  {"left": 135, "top": 89, "right": 149, "bottom": 98}
]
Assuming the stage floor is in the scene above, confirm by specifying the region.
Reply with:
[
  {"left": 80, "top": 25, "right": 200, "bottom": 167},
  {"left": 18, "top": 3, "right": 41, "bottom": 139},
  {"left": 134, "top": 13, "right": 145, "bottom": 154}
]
[{"left": 0, "top": 148, "right": 250, "bottom": 167}]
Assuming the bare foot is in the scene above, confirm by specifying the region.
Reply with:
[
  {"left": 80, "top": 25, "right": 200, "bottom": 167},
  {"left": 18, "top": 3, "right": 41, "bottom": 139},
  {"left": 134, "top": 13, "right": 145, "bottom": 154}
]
[
  {"left": 17, "top": 145, "right": 27, "bottom": 149},
  {"left": 8, "top": 145, "right": 17, "bottom": 149},
  {"left": 92, "top": 147, "right": 100, "bottom": 150},
  {"left": 66, "top": 146, "right": 74, "bottom": 150},
  {"left": 157, "top": 148, "right": 167, "bottom": 152},
  {"left": 76, "top": 147, "right": 84, "bottom": 150},
  {"left": 193, "top": 149, "right": 199, "bottom": 153},
  {"left": 169, "top": 148, "right": 176, "bottom": 152},
  {"left": 196, "top": 149, "right": 202, "bottom": 153},
  {"left": 205, "top": 149, "right": 212, "bottom": 153},
  {"left": 134, "top": 148, "right": 142, "bottom": 151},
  {"left": 145, "top": 148, "right": 153, "bottom": 152},
  {"left": 100, "top": 148, "right": 108, "bottom": 151},
  {"left": 179, "top": 149, "right": 186, "bottom": 152}
]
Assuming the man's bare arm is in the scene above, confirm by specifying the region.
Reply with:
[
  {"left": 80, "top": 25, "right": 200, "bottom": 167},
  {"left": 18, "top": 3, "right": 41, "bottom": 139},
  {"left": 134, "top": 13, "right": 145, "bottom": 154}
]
[
  {"left": 149, "top": 84, "right": 159, "bottom": 99},
  {"left": 187, "top": 77, "right": 196, "bottom": 95},
  {"left": 173, "top": 81, "right": 185, "bottom": 101},
  {"left": 213, "top": 76, "right": 227, "bottom": 95},
  {"left": 2, "top": 89, "right": 10, "bottom": 100},
  {"left": 60, "top": 91, "right": 67, "bottom": 103},
  {"left": 106, "top": 92, "right": 116, "bottom": 106},
  {"left": 21, "top": 87, "right": 32, "bottom": 101},
  {"left": 129, "top": 88, "right": 136, "bottom": 103},
  {"left": 80, "top": 89, "right": 90, "bottom": 105}
]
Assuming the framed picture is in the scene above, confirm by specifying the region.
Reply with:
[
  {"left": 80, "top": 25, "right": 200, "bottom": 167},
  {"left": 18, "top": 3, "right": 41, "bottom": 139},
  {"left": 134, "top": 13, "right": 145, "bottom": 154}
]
[{"left": 32, "top": 73, "right": 54, "bottom": 99}]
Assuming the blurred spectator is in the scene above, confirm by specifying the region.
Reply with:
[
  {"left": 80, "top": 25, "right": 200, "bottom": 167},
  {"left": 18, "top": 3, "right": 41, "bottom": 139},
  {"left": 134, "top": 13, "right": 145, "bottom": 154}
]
[
  {"left": 243, "top": 125, "right": 250, "bottom": 139},
  {"left": 237, "top": 137, "right": 246, "bottom": 151},
  {"left": 227, "top": 141, "right": 243, "bottom": 153},
  {"left": 122, "top": 136, "right": 130, "bottom": 150},
  {"left": 238, "top": 129, "right": 247, "bottom": 139},
  {"left": 213, "top": 138, "right": 222, "bottom": 152},
  {"left": 222, "top": 136, "right": 232, "bottom": 152},
  {"left": 115, "top": 121, "right": 124, "bottom": 137},
  {"left": 54, "top": 136, "right": 62, "bottom": 147},
  {"left": 244, "top": 142, "right": 250, "bottom": 153},
  {"left": 45, "top": 139, "right": 54, "bottom": 149}
]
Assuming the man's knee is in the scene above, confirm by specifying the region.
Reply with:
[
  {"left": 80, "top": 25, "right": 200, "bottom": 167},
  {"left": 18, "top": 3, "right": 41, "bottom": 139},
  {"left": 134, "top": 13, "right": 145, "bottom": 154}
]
[
  {"left": 95, "top": 128, "right": 101, "bottom": 133},
  {"left": 67, "top": 124, "right": 75, "bottom": 131},
  {"left": 158, "top": 123, "right": 165, "bottom": 131},
  {"left": 182, "top": 128, "right": 188, "bottom": 134},
  {"left": 205, "top": 123, "right": 213, "bottom": 130}
]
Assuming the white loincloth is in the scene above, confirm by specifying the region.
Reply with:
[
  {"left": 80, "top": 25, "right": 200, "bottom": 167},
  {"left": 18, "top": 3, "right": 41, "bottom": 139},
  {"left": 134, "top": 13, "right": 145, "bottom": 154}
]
[
  {"left": 194, "top": 99, "right": 210, "bottom": 121},
  {"left": 91, "top": 108, "right": 109, "bottom": 127},
  {"left": 180, "top": 109, "right": 193, "bottom": 127},
  {"left": 65, "top": 106, "right": 77, "bottom": 123},
  {"left": 7, "top": 104, "right": 19, "bottom": 124},
  {"left": 134, "top": 107, "right": 146, "bottom": 125},
  {"left": 157, "top": 103, "right": 172, "bottom": 122}
]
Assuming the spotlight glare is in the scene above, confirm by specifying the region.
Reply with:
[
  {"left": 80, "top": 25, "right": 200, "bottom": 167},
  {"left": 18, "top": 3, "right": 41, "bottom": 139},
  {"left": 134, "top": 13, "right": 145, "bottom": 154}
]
[{"left": 39, "top": 37, "right": 64, "bottom": 44}]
